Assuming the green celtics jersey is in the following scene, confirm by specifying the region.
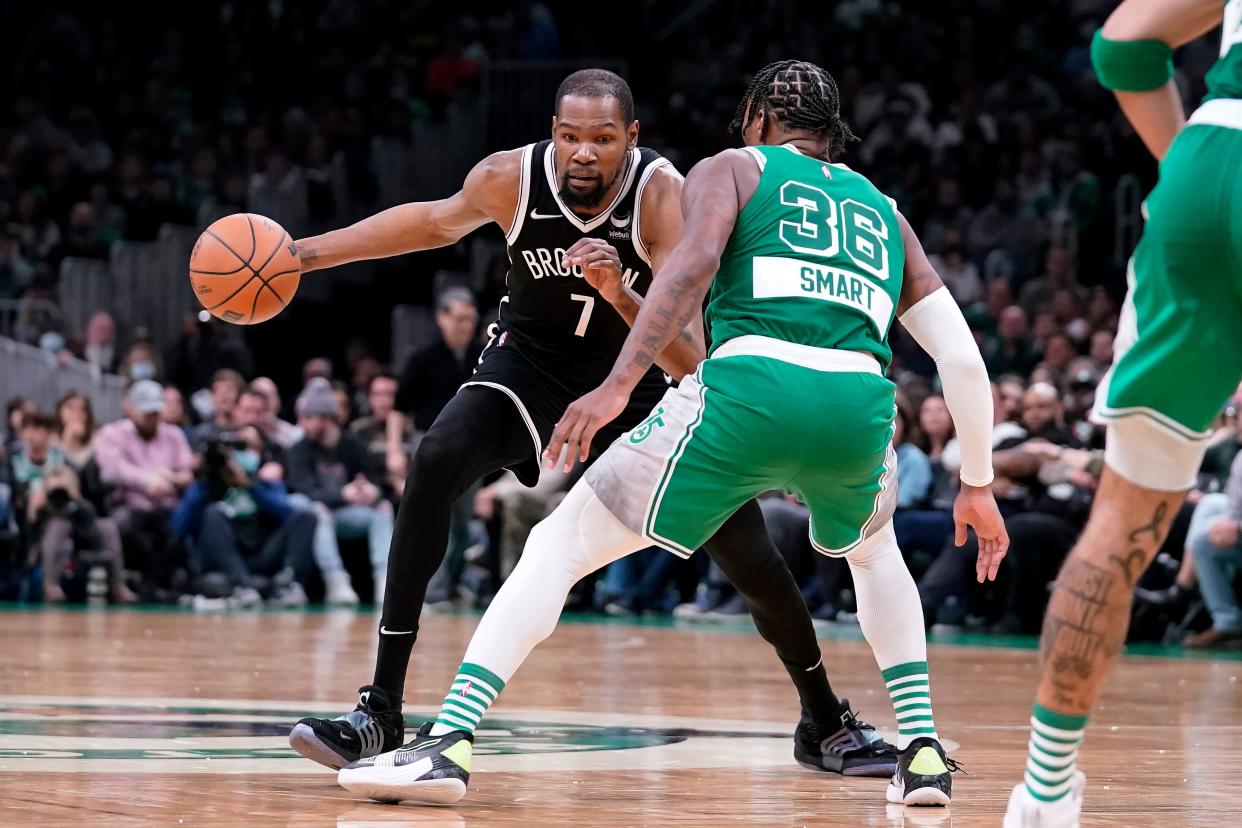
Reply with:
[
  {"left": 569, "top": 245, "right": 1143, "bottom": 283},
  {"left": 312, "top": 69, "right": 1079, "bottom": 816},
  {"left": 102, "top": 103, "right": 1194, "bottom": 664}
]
[
  {"left": 1205, "top": 0, "right": 1242, "bottom": 102},
  {"left": 705, "top": 144, "right": 905, "bottom": 369}
]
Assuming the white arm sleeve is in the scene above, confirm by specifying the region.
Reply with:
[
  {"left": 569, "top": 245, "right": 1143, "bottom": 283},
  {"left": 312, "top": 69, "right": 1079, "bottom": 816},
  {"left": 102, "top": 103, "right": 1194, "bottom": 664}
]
[{"left": 898, "top": 287, "right": 995, "bottom": 487}]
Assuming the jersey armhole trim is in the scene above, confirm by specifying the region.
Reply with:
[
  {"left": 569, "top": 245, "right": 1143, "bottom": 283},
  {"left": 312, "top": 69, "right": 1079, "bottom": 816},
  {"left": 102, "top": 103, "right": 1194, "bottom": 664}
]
[
  {"left": 504, "top": 144, "right": 535, "bottom": 245},
  {"left": 742, "top": 146, "right": 767, "bottom": 171},
  {"left": 632, "top": 158, "right": 671, "bottom": 267}
]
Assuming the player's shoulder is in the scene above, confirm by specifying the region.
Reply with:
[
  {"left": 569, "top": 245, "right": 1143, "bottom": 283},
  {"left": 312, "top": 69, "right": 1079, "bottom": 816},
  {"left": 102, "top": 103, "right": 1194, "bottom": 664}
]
[
  {"left": 640, "top": 156, "right": 684, "bottom": 198},
  {"left": 687, "top": 147, "right": 754, "bottom": 178},
  {"left": 469, "top": 146, "right": 526, "bottom": 183},
  {"left": 463, "top": 147, "right": 527, "bottom": 218}
]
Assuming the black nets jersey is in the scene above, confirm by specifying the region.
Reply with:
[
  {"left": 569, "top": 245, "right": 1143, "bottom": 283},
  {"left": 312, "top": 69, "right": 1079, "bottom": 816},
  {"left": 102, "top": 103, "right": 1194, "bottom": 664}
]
[
  {"left": 488, "top": 139, "right": 671, "bottom": 381},
  {"left": 461, "top": 141, "right": 676, "bottom": 484}
]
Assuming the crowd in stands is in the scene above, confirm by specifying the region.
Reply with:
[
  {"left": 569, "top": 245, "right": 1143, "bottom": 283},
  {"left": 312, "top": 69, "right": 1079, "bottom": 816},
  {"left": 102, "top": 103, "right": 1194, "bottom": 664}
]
[
  {"left": 4, "top": 283, "right": 1239, "bottom": 650},
  {"left": 1, "top": 2, "right": 1239, "bottom": 648}
]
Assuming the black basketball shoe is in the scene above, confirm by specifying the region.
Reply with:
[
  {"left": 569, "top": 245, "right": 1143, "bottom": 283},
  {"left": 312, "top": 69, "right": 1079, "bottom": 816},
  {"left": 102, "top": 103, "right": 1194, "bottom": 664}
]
[
  {"left": 793, "top": 700, "right": 898, "bottom": 777},
  {"left": 886, "top": 736, "right": 960, "bottom": 806},
  {"left": 288, "top": 685, "right": 404, "bottom": 770},
  {"left": 338, "top": 722, "right": 473, "bottom": 805}
]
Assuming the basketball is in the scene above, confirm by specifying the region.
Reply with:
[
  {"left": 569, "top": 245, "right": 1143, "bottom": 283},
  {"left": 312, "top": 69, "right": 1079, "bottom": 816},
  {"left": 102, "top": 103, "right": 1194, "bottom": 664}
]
[{"left": 189, "top": 213, "right": 301, "bottom": 325}]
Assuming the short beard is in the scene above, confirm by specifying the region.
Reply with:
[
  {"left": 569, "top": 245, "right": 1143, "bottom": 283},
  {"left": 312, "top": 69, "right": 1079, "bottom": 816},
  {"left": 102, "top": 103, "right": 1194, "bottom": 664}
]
[{"left": 558, "top": 171, "right": 609, "bottom": 210}]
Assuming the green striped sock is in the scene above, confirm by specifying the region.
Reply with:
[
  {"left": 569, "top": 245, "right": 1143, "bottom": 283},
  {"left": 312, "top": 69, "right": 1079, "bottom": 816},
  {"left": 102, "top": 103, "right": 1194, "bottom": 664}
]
[
  {"left": 882, "top": 661, "right": 938, "bottom": 750},
  {"left": 1024, "top": 704, "right": 1087, "bottom": 802},
  {"left": 429, "top": 662, "right": 506, "bottom": 736}
]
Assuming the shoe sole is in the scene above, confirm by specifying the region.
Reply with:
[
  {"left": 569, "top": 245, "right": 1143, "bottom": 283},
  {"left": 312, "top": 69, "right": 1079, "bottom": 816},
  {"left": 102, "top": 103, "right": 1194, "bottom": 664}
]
[
  {"left": 886, "top": 780, "right": 951, "bottom": 807},
  {"left": 289, "top": 723, "right": 354, "bottom": 770},
  {"left": 338, "top": 766, "right": 467, "bottom": 805},
  {"left": 795, "top": 757, "right": 896, "bottom": 778}
]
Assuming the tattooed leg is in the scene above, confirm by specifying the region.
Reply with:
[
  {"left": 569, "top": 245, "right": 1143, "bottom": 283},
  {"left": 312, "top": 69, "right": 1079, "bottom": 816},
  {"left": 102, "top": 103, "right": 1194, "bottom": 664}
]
[{"left": 1035, "top": 467, "right": 1186, "bottom": 716}]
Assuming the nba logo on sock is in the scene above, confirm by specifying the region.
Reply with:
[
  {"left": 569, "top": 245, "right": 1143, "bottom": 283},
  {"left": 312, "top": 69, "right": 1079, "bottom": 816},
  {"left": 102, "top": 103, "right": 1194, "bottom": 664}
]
[{"left": 459, "top": 681, "right": 472, "bottom": 698}]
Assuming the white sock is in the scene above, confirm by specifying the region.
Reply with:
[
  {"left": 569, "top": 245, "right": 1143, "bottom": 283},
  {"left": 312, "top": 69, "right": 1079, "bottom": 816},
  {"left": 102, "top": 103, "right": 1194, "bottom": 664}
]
[
  {"left": 427, "top": 480, "right": 644, "bottom": 737},
  {"left": 846, "top": 522, "right": 938, "bottom": 750}
]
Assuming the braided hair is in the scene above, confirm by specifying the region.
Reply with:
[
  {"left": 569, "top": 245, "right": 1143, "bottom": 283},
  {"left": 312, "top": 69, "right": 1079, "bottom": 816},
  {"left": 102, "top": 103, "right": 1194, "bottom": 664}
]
[{"left": 729, "top": 60, "right": 858, "bottom": 158}]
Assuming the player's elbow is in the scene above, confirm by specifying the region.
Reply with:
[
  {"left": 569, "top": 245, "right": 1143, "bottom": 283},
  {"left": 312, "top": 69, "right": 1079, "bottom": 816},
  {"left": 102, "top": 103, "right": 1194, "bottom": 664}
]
[
  {"left": 938, "top": 350, "right": 989, "bottom": 389},
  {"left": 677, "top": 242, "right": 722, "bottom": 284}
]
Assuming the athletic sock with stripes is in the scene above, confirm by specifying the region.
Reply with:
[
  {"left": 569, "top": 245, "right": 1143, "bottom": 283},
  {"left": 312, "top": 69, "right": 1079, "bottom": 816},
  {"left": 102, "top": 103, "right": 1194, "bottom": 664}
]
[
  {"left": 1024, "top": 703, "right": 1087, "bottom": 801},
  {"left": 882, "top": 661, "right": 938, "bottom": 750},
  {"left": 429, "top": 662, "right": 506, "bottom": 736}
]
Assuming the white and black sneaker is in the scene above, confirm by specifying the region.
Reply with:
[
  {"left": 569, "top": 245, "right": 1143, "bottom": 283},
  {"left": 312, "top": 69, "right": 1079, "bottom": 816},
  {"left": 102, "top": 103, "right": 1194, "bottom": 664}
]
[
  {"left": 886, "top": 736, "right": 960, "bottom": 807},
  {"left": 289, "top": 685, "right": 404, "bottom": 770},
  {"left": 338, "top": 722, "right": 473, "bottom": 805},
  {"left": 793, "top": 700, "right": 898, "bottom": 777}
]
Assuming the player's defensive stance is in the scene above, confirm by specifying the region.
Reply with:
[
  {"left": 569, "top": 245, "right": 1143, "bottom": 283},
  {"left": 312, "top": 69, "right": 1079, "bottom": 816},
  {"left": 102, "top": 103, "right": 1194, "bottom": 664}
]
[
  {"left": 338, "top": 60, "right": 1008, "bottom": 809},
  {"left": 1005, "top": 2, "right": 1242, "bottom": 826},
  {"left": 289, "top": 68, "right": 894, "bottom": 780}
]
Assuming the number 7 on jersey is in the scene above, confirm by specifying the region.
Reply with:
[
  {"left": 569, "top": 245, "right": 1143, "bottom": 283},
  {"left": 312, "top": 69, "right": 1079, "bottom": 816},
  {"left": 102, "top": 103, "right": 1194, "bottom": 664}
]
[{"left": 570, "top": 293, "right": 595, "bottom": 337}]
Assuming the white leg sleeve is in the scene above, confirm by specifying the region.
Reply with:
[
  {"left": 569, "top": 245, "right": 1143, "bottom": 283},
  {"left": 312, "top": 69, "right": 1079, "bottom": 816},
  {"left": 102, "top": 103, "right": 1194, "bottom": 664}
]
[
  {"left": 459, "top": 478, "right": 646, "bottom": 683},
  {"left": 846, "top": 521, "right": 927, "bottom": 671}
]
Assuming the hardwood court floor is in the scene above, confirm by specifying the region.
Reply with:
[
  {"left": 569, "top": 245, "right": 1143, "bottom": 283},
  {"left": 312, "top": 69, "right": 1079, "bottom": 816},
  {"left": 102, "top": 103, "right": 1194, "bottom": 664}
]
[{"left": 1, "top": 607, "right": 1239, "bottom": 826}]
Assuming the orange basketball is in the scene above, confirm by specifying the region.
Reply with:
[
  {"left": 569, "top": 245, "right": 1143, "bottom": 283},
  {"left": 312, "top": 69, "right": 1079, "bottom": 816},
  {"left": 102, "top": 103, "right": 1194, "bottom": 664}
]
[{"left": 189, "top": 213, "right": 301, "bottom": 325}]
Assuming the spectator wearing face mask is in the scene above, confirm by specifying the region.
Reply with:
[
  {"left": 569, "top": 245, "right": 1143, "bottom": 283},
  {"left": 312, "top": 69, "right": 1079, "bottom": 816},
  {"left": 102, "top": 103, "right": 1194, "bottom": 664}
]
[
  {"left": 118, "top": 341, "right": 162, "bottom": 383},
  {"left": 38, "top": 331, "right": 75, "bottom": 367}
]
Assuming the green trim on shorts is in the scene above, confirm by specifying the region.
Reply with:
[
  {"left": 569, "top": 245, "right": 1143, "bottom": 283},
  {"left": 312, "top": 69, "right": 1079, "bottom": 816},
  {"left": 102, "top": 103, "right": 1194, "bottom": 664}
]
[{"left": 643, "top": 367, "right": 707, "bottom": 558}]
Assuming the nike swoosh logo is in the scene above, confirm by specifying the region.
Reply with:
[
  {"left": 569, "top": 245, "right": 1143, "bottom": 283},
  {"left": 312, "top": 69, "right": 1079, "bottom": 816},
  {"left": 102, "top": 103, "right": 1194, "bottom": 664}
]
[
  {"left": 529, "top": 209, "right": 562, "bottom": 220},
  {"left": 380, "top": 627, "right": 414, "bottom": 635}
]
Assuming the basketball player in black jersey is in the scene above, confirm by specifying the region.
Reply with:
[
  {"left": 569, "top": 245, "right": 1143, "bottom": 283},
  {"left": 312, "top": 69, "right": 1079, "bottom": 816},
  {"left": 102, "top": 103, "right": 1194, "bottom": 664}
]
[{"left": 287, "top": 69, "right": 895, "bottom": 778}]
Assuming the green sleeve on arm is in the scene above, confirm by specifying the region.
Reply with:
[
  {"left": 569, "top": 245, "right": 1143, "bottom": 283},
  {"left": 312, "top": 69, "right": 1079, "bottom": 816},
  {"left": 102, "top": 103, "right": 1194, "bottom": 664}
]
[{"left": 1091, "top": 29, "right": 1175, "bottom": 92}]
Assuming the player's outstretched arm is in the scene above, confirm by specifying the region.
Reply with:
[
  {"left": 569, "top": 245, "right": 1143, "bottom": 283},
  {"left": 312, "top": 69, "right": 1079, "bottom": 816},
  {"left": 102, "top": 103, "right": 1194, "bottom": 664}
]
[
  {"left": 562, "top": 164, "right": 706, "bottom": 380},
  {"left": 545, "top": 151, "right": 742, "bottom": 470},
  {"left": 294, "top": 149, "right": 522, "bottom": 273},
  {"left": 896, "top": 212, "right": 1008, "bottom": 581},
  {"left": 1093, "top": 0, "right": 1223, "bottom": 160}
]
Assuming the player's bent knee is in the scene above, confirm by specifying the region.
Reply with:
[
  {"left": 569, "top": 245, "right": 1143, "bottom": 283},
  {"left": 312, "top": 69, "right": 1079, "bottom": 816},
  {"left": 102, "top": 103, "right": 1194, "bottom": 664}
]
[
  {"left": 844, "top": 521, "right": 899, "bottom": 567},
  {"left": 407, "top": 431, "right": 470, "bottom": 491},
  {"left": 1103, "top": 415, "right": 1208, "bottom": 492}
]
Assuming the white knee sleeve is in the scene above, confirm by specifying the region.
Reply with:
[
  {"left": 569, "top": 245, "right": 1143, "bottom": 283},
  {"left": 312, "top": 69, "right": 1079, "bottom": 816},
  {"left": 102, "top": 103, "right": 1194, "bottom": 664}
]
[
  {"left": 1103, "top": 414, "right": 1208, "bottom": 492},
  {"left": 460, "top": 479, "right": 645, "bottom": 683},
  {"left": 846, "top": 522, "right": 928, "bottom": 671}
]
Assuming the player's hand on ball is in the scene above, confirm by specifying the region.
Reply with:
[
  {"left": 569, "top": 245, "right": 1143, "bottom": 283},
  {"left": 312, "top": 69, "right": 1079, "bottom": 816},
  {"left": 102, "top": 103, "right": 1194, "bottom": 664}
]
[
  {"left": 953, "top": 483, "right": 1009, "bottom": 583},
  {"left": 563, "top": 239, "right": 625, "bottom": 304},
  {"left": 546, "top": 383, "right": 631, "bottom": 472}
]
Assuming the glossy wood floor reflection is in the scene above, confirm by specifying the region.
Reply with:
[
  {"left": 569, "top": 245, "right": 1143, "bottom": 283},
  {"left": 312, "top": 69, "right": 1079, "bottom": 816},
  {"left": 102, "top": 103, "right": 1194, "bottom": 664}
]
[{"left": 1, "top": 608, "right": 1239, "bottom": 826}]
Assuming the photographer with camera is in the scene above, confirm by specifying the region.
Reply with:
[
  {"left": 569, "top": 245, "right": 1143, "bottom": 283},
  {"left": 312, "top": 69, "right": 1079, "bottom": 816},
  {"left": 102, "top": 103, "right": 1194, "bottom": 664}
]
[
  {"left": 173, "top": 424, "right": 316, "bottom": 607},
  {"left": 94, "top": 380, "right": 194, "bottom": 599},
  {"left": 10, "top": 410, "right": 136, "bottom": 603}
]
